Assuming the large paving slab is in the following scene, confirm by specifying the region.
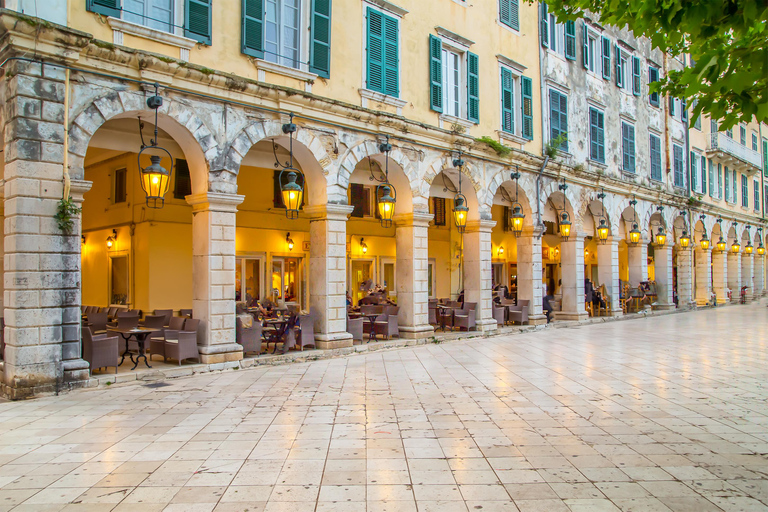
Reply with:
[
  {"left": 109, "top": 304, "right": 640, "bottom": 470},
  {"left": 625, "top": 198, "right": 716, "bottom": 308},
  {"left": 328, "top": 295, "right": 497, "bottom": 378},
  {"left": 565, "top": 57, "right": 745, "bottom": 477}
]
[{"left": 0, "top": 302, "right": 767, "bottom": 511}]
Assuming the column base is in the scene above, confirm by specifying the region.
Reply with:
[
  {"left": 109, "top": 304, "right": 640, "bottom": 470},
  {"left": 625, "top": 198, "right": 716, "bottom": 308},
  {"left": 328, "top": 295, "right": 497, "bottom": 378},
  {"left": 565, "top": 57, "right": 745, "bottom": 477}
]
[
  {"left": 198, "top": 343, "right": 244, "bottom": 364},
  {"left": 555, "top": 311, "right": 589, "bottom": 321},
  {"left": 62, "top": 359, "right": 91, "bottom": 388},
  {"left": 475, "top": 319, "right": 498, "bottom": 333},
  {"left": 652, "top": 303, "right": 676, "bottom": 311},
  {"left": 315, "top": 333, "right": 354, "bottom": 350},
  {"left": 399, "top": 325, "right": 435, "bottom": 339},
  {"left": 527, "top": 314, "right": 548, "bottom": 326}
]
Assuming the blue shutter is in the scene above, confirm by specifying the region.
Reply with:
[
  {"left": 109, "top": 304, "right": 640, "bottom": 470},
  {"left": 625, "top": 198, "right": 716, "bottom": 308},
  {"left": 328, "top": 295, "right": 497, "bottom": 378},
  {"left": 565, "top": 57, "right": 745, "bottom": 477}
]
[
  {"left": 669, "top": 96, "right": 676, "bottom": 116},
  {"left": 521, "top": 75, "right": 533, "bottom": 140},
  {"left": 564, "top": 21, "right": 576, "bottom": 60},
  {"left": 700, "top": 155, "right": 707, "bottom": 193},
  {"left": 650, "top": 135, "right": 661, "bottom": 181},
  {"left": 500, "top": 0, "right": 519, "bottom": 31},
  {"left": 382, "top": 13, "right": 399, "bottom": 97},
  {"left": 628, "top": 125, "right": 635, "bottom": 172},
  {"left": 186, "top": 0, "right": 212, "bottom": 45},
  {"left": 615, "top": 45, "right": 622, "bottom": 87},
  {"left": 582, "top": 22, "right": 589, "bottom": 68},
  {"left": 540, "top": 3, "right": 549, "bottom": 48},
  {"left": 549, "top": 90, "right": 568, "bottom": 150},
  {"left": 309, "top": 0, "right": 332, "bottom": 78},
  {"left": 501, "top": 68, "right": 514, "bottom": 133},
  {"left": 690, "top": 151, "right": 697, "bottom": 191},
  {"left": 682, "top": 99, "right": 688, "bottom": 122},
  {"left": 366, "top": 8, "right": 384, "bottom": 93},
  {"left": 632, "top": 56, "right": 641, "bottom": 95},
  {"left": 87, "top": 0, "right": 120, "bottom": 17},
  {"left": 733, "top": 170, "right": 737, "bottom": 202},
  {"left": 467, "top": 52, "right": 479, "bottom": 123},
  {"left": 429, "top": 35, "right": 443, "bottom": 112},
  {"left": 601, "top": 37, "right": 611, "bottom": 79},
  {"left": 708, "top": 159, "right": 714, "bottom": 197},
  {"left": 649, "top": 67, "right": 659, "bottom": 106},
  {"left": 242, "top": 0, "right": 264, "bottom": 58},
  {"left": 589, "top": 108, "right": 604, "bottom": 163}
]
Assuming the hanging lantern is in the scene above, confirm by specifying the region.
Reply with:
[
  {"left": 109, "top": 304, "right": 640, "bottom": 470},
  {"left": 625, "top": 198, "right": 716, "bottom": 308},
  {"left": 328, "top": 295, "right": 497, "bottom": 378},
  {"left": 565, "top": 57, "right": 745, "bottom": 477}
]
[
  {"left": 453, "top": 194, "right": 469, "bottom": 233},
  {"left": 628, "top": 223, "right": 641, "bottom": 245},
  {"left": 731, "top": 240, "right": 741, "bottom": 254},
  {"left": 559, "top": 211, "right": 572, "bottom": 241},
  {"left": 597, "top": 218, "right": 610, "bottom": 243},
  {"left": 716, "top": 236, "right": 727, "bottom": 252},
  {"left": 699, "top": 232, "right": 710, "bottom": 250},
  {"left": 655, "top": 226, "right": 667, "bottom": 247},
  {"left": 137, "top": 91, "right": 173, "bottom": 209},
  {"left": 757, "top": 241, "right": 765, "bottom": 255},
  {"left": 280, "top": 171, "right": 304, "bottom": 219},
  {"left": 377, "top": 184, "right": 396, "bottom": 227},
  {"left": 679, "top": 229, "right": 690, "bottom": 249},
  {"left": 745, "top": 240, "right": 753, "bottom": 254},
  {"left": 510, "top": 204, "right": 525, "bottom": 237}
]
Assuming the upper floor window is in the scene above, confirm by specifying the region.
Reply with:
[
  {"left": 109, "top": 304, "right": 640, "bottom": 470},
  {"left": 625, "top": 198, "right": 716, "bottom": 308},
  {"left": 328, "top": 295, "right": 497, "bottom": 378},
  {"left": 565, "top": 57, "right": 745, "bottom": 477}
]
[
  {"left": 582, "top": 25, "right": 600, "bottom": 73},
  {"left": 588, "top": 107, "right": 605, "bottom": 163},
  {"left": 124, "top": 0, "right": 174, "bottom": 32},
  {"left": 755, "top": 180, "right": 761, "bottom": 212},
  {"left": 366, "top": 7, "right": 399, "bottom": 97},
  {"left": 615, "top": 46, "right": 629, "bottom": 89},
  {"left": 549, "top": 89, "right": 568, "bottom": 151},
  {"left": 621, "top": 121, "right": 635, "bottom": 173},
  {"left": 428, "top": 34, "right": 479, "bottom": 122},
  {"left": 442, "top": 48, "right": 462, "bottom": 118},
  {"left": 690, "top": 151, "right": 698, "bottom": 192},
  {"left": 113, "top": 168, "right": 127, "bottom": 204},
  {"left": 540, "top": 4, "right": 575, "bottom": 60},
  {"left": 648, "top": 66, "right": 660, "bottom": 106},
  {"left": 740, "top": 124, "right": 747, "bottom": 146},
  {"left": 650, "top": 134, "right": 662, "bottom": 181},
  {"left": 742, "top": 174, "right": 748, "bottom": 207},
  {"left": 673, "top": 143, "right": 684, "bottom": 187},
  {"left": 264, "top": 0, "right": 301, "bottom": 68},
  {"left": 752, "top": 132, "right": 758, "bottom": 151},
  {"left": 499, "top": 0, "right": 519, "bottom": 31},
  {"left": 500, "top": 66, "right": 533, "bottom": 140},
  {"left": 692, "top": 100, "right": 701, "bottom": 130},
  {"left": 700, "top": 155, "right": 707, "bottom": 195}
]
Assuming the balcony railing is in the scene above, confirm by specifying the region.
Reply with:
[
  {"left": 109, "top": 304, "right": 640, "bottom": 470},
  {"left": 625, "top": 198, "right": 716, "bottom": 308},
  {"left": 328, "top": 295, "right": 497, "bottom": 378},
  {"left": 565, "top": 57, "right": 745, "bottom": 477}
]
[{"left": 708, "top": 133, "right": 763, "bottom": 170}]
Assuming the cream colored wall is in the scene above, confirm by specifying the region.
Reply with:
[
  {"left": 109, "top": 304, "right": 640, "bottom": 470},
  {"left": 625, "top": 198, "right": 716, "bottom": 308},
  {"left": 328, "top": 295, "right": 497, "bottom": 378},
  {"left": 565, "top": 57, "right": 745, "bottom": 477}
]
[{"left": 67, "top": 0, "right": 542, "bottom": 154}]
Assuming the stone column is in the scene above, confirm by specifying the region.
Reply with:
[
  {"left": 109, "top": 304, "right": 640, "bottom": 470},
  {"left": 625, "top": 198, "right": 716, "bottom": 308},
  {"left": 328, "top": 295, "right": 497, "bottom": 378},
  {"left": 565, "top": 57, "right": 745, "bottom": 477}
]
[
  {"left": 2, "top": 61, "right": 92, "bottom": 398},
  {"left": 187, "top": 192, "right": 244, "bottom": 363},
  {"left": 755, "top": 255, "right": 765, "bottom": 297},
  {"left": 306, "top": 204, "right": 355, "bottom": 349},
  {"left": 558, "top": 233, "right": 588, "bottom": 321},
  {"left": 517, "top": 226, "right": 546, "bottom": 324},
  {"left": 727, "top": 250, "right": 741, "bottom": 303},
  {"left": 711, "top": 250, "right": 728, "bottom": 305},
  {"left": 463, "top": 220, "right": 497, "bottom": 332},
  {"left": 741, "top": 252, "right": 754, "bottom": 301},
  {"left": 653, "top": 241, "right": 675, "bottom": 309},
  {"left": 597, "top": 237, "right": 621, "bottom": 316},
  {"left": 694, "top": 248, "right": 711, "bottom": 305},
  {"left": 394, "top": 212, "right": 434, "bottom": 338},
  {"left": 676, "top": 246, "right": 694, "bottom": 308},
  {"left": 627, "top": 241, "right": 648, "bottom": 286}
]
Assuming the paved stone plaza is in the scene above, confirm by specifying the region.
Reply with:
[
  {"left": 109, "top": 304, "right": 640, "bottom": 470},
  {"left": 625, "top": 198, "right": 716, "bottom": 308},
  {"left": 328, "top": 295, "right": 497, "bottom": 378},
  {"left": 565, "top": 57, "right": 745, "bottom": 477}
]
[{"left": 0, "top": 304, "right": 767, "bottom": 512}]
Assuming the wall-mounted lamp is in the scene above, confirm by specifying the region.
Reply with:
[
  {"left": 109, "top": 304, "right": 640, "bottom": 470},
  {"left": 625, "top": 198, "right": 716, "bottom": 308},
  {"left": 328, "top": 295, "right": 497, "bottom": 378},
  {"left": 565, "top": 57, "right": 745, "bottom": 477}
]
[
  {"left": 498, "top": 245, "right": 504, "bottom": 257},
  {"left": 286, "top": 232, "right": 294, "bottom": 251},
  {"left": 81, "top": 235, "right": 86, "bottom": 245},
  {"left": 361, "top": 238, "right": 368, "bottom": 254},
  {"left": 106, "top": 229, "right": 117, "bottom": 248}
]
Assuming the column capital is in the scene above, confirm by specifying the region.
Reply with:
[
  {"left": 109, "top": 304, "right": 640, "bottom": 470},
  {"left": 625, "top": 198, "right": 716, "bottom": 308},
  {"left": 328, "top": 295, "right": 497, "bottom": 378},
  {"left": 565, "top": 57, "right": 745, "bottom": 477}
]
[
  {"left": 186, "top": 192, "right": 244, "bottom": 213},
  {"left": 464, "top": 219, "right": 496, "bottom": 233},
  {"left": 69, "top": 179, "right": 93, "bottom": 204},
  {"left": 520, "top": 224, "right": 546, "bottom": 238},
  {"left": 304, "top": 203, "right": 355, "bottom": 221},
  {"left": 394, "top": 211, "right": 433, "bottom": 228}
]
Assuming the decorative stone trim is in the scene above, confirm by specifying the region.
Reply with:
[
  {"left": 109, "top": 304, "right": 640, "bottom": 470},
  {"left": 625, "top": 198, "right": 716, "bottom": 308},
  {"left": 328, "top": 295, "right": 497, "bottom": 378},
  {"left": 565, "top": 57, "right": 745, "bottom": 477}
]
[
  {"left": 186, "top": 192, "right": 245, "bottom": 212},
  {"left": 435, "top": 26, "right": 474, "bottom": 48},
  {"left": 496, "top": 54, "right": 526, "bottom": 74},
  {"left": 497, "top": 130, "right": 529, "bottom": 147},
  {"left": 253, "top": 58, "right": 318, "bottom": 83},
  {"left": 364, "top": 0, "right": 408, "bottom": 17},
  {"left": 107, "top": 17, "right": 196, "bottom": 57},
  {"left": 439, "top": 113, "right": 473, "bottom": 130},
  {"left": 359, "top": 89, "right": 408, "bottom": 115}
]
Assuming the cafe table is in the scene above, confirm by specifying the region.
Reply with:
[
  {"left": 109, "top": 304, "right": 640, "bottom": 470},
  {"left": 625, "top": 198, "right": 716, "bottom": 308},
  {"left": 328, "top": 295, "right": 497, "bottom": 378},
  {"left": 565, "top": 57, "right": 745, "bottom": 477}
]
[{"left": 109, "top": 327, "right": 155, "bottom": 370}]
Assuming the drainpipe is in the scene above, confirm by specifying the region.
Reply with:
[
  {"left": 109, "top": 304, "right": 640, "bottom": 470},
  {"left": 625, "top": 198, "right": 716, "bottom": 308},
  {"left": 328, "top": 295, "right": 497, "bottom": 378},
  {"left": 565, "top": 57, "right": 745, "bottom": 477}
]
[
  {"left": 536, "top": 155, "right": 550, "bottom": 229},
  {"left": 761, "top": 124, "right": 765, "bottom": 222},
  {"left": 536, "top": 2, "right": 549, "bottom": 231}
]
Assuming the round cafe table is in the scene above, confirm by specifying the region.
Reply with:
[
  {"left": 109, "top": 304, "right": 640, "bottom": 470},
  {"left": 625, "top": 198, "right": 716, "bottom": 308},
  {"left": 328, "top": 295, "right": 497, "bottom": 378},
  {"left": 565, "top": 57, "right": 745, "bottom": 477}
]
[{"left": 109, "top": 327, "right": 155, "bottom": 370}]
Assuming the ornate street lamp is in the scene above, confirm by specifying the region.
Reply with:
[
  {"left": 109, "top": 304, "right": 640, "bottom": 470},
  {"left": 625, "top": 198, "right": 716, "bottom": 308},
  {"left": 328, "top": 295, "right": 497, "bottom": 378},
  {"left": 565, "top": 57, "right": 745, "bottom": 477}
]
[
  {"left": 758, "top": 228, "right": 765, "bottom": 255},
  {"left": 745, "top": 240, "right": 753, "bottom": 254},
  {"left": 557, "top": 179, "right": 571, "bottom": 241},
  {"left": 699, "top": 232, "right": 709, "bottom": 250},
  {"left": 506, "top": 167, "right": 526, "bottom": 237},
  {"left": 137, "top": 88, "right": 172, "bottom": 209},
  {"left": 596, "top": 189, "right": 610, "bottom": 244},
  {"left": 716, "top": 236, "right": 727, "bottom": 252},
  {"left": 452, "top": 155, "right": 470, "bottom": 233},
  {"left": 677, "top": 209, "right": 690, "bottom": 249},
  {"left": 369, "top": 136, "right": 397, "bottom": 227},
  {"left": 627, "top": 196, "right": 641, "bottom": 245},
  {"left": 655, "top": 226, "right": 667, "bottom": 246},
  {"left": 730, "top": 221, "right": 740, "bottom": 253},
  {"left": 274, "top": 114, "right": 304, "bottom": 219}
]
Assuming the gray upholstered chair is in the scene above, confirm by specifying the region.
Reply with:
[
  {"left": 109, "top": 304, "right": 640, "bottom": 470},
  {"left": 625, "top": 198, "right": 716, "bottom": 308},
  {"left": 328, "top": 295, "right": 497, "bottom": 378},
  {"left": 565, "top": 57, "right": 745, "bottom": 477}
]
[
  {"left": 372, "top": 306, "right": 399, "bottom": 339},
  {"left": 493, "top": 304, "right": 506, "bottom": 327}
]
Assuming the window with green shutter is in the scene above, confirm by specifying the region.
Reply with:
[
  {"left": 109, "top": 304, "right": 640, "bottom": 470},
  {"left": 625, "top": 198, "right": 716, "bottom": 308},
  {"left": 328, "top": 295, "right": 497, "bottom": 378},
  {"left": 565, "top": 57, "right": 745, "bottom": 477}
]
[
  {"left": 564, "top": 21, "right": 576, "bottom": 60},
  {"left": 185, "top": 0, "right": 212, "bottom": 45},
  {"left": 724, "top": 165, "right": 730, "bottom": 200},
  {"left": 718, "top": 163, "right": 723, "bottom": 198},
  {"left": 309, "top": 0, "right": 332, "bottom": 78},
  {"left": 467, "top": 52, "right": 479, "bottom": 123},
  {"left": 540, "top": 3, "right": 549, "bottom": 48},
  {"left": 366, "top": 7, "right": 399, "bottom": 97},
  {"left": 549, "top": 89, "right": 568, "bottom": 150},
  {"left": 763, "top": 139, "right": 768, "bottom": 176},
  {"left": 631, "top": 56, "right": 640, "bottom": 95},
  {"left": 582, "top": 22, "right": 589, "bottom": 68},
  {"left": 521, "top": 75, "right": 533, "bottom": 140},
  {"left": 500, "top": 67, "right": 514, "bottom": 133},
  {"left": 589, "top": 107, "right": 604, "bottom": 163},
  {"left": 742, "top": 174, "right": 748, "bottom": 207},
  {"left": 648, "top": 66, "right": 660, "bottom": 106},
  {"left": 242, "top": 0, "right": 264, "bottom": 57},
  {"left": 732, "top": 169, "right": 737, "bottom": 203},
  {"left": 500, "top": 0, "right": 519, "bottom": 31},
  {"left": 429, "top": 35, "right": 442, "bottom": 112},
  {"left": 615, "top": 45, "right": 623, "bottom": 88},
  {"left": 87, "top": 0, "right": 120, "bottom": 17},
  {"left": 754, "top": 180, "right": 760, "bottom": 211},
  {"left": 700, "top": 155, "right": 707, "bottom": 193},
  {"left": 622, "top": 122, "right": 635, "bottom": 173},
  {"left": 650, "top": 134, "right": 662, "bottom": 181},
  {"left": 708, "top": 159, "right": 714, "bottom": 197},
  {"left": 601, "top": 36, "right": 611, "bottom": 79},
  {"left": 673, "top": 144, "right": 683, "bottom": 187},
  {"left": 690, "top": 151, "right": 698, "bottom": 192}
]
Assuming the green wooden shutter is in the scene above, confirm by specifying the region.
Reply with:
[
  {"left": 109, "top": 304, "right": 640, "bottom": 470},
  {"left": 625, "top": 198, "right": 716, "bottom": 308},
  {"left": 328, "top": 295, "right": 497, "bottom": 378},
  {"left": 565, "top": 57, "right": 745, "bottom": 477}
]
[
  {"left": 500, "top": 0, "right": 518, "bottom": 30},
  {"left": 382, "top": 12, "right": 399, "bottom": 97},
  {"left": 87, "top": 0, "right": 120, "bottom": 17},
  {"left": 366, "top": 7, "right": 385, "bottom": 93},
  {"left": 632, "top": 56, "right": 640, "bottom": 95},
  {"left": 615, "top": 45, "right": 622, "bottom": 87},
  {"left": 564, "top": 21, "right": 576, "bottom": 60},
  {"left": 186, "top": 0, "right": 212, "bottom": 45},
  {"left": 601, "top": 36, "right": 610, "bottom": 79},
  {"left": 467, "top": 52, "right": 479, "bottom": 123},
  {"left": 501, "top": 68, "right": 514, "bottom": 133},
  {"left": 309, "top": 0, "right": 332, "bottom": 78},
  {"left": 540, "top": 3, "right": 549, "bottom": 48},
  {"left": 429, "top": 35, "right": 443, "bottom": 113},
  {"left": 242, "top": 0, "right": 264, "bottom": 58},
  {"left": 649, "top": 66, "right": 659, "bottom": 106},
  {"left": 521, "top": 75, "right": 533, "bottom": 140},
  {"left": 708, "top": 159, "right": 714, "bottom": 196},
  {"left": 582, "top": 22, "right": 588, "bottom": 68}
]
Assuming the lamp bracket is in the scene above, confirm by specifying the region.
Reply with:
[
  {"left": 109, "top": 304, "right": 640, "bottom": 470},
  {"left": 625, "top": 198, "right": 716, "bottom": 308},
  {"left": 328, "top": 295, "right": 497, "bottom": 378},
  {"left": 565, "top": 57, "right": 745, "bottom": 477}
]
[
  {"left": 453, "top": 157, "right": 465, "bottom": 168},
  {"left": 558, "top": 181, "right": 568, "bottom": 191},
  {"left": 510, "top": 170, "right": 521, "bottom": 181},
  {"left": 596, "top": 191, "right": 606, "bottom": 200},
  {"left": 282, "top": 121, "right": 297, "bottom": 134}
]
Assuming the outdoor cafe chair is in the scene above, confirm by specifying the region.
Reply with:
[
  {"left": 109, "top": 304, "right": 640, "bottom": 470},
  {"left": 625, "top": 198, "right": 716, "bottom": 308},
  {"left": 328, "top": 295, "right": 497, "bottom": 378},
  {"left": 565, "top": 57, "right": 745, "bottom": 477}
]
[
  {"left": 87, "top": 312, "right": 108, "bottom": 334},
  {"left": 164, "top": 331, "right": 200, "bottom": 365},
  {"left": 453, "top": 302, "right": 477, "bottom": 331},
  {"left": 82, "top": 327, "right": 119, "bottom": 375},
  {"left": 153, "top": 309, "right": 173, "bottom": 327},
  {"left": 149, "top": 316, "right": 192, "bottom": 361},
  {"left": 294, "top": 313, "right": 316, "bottom": 350},
  {"left": 347, "top": 315, "right": 364, "bottom": 342},
  {"left": 493, "top": 303, "right": 506, "bottom": 327},
  {"left": 508, "top": 300, "right": 529, "bottom": 325},
  {"left": 236, "top": 315, "right": 262, "bottom": 355},
  {"left": 179, "top": 309, "right": 193, "bottom": 318}
]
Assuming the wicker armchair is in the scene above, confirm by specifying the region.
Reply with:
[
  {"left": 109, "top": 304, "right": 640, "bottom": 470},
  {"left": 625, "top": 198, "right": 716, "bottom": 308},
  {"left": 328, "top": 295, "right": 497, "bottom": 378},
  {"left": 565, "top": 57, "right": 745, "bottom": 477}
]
[
  {"left": 508, "top": 299, "right": 529, "bottom": 325},
  {"left": 371, "top": 306, "right": 399, "bottom": 339},
  {"left": 294, "top": 313, "right": 316, "bottom": 350},
  {"left": 347, "top": 316, "right": 364, "bottom": 342},
  {"left": 82, "top": 327, "right": 119, "bottom": 374},
  {"left": 179, "top": 309, "right": 193, "bottom": 318},
  {"left": 153, "top": 309, "right": 173, "bottom": 327},
  {"left": 493, "top": 303, "right": 506, "bottom": 327},
  {"left": 164, "top": 332, "right": 200, "bottom": 365},
  {"left": 236, "top": 315, "right": 262, "bottom": 355},
  {"left": 453, "top": 303, "right": 477, "bottom": 331},
  {"left": 149, "top": 316, "right": 195, "bottom": 361},
  {"left": 86, "top": 312, "right": 108, "bottom": 334}
]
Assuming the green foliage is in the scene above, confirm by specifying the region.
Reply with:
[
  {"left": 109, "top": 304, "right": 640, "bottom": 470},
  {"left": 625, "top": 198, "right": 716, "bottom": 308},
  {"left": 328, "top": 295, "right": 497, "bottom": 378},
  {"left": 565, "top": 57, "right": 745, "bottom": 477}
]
[
  {"left": 475, "top": 136, "right": 512, "bottom": 157},
  {"left": 540, "top": 0, "right": 768, "bottom": 129},
  {"left": 56, "top": 198, "right": 82, "bottom": 234},
  {"left": 544, "top": 133, "right": 568, "bottom": 158}
]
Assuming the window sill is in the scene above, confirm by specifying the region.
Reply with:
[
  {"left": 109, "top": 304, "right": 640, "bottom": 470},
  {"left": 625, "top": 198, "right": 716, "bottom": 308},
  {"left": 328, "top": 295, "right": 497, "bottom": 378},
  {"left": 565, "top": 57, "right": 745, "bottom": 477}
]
[
  {"left": 359, "top": 89, "right": 407, "bottom": 115},
  {"left": 107, "top": 17, "right": 196, "bottom": 60},
  {"left": 497, "top": 130, "right": 529, "bottom": 146},
  {"left": 253, "top": 59, "right": 317, "bottom": 91},
  {"left": 588, "top": 158, "right": 607, "bottom": 168},
  {"left": 496, "top": 19, "right": 520, "bottom": 36},
  {"left": 439, "top": 113, "right": 474, "bottom": 130}
]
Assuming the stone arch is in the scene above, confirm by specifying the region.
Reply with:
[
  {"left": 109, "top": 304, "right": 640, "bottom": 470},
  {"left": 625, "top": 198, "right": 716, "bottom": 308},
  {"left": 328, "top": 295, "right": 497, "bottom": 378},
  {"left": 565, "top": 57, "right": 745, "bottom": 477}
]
[
  {"left": 422, "top": 155, "right": 483, "bottom": 220},
  {"left": 581, "top": 196, "right": 615, "bottom": 238},
  {"left": 68, "top": 90, "right": 215, "bottom": 195},
  {"left": 484, "top": 167, "right": 538, "bottom": 228},
  {"left": 540, "top": 179, "right": 578, "bottom": 230},
  {"left": 337, "top": 139, "right": 416, "bottom": 214},
  {"left": 220, "top": 119, "right": 332, "bottom": 204}
]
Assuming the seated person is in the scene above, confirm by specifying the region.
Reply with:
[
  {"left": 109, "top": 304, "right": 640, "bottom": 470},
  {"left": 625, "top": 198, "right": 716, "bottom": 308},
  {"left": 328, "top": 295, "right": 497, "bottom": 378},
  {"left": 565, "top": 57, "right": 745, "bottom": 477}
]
[{"left": 543, "top": 287, "right": 554, "bottom": 323}]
